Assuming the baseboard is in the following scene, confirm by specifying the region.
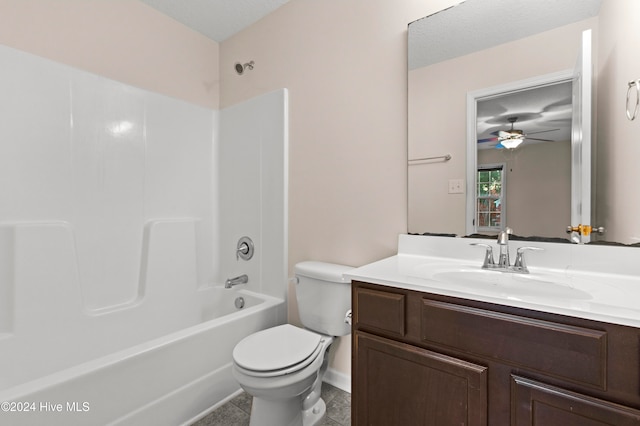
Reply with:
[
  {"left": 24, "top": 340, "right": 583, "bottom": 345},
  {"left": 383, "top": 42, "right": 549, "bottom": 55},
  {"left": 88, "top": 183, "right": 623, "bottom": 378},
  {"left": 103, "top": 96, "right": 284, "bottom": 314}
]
[{"left": 323, "top": 367, "right": 351, "bottom": 393}]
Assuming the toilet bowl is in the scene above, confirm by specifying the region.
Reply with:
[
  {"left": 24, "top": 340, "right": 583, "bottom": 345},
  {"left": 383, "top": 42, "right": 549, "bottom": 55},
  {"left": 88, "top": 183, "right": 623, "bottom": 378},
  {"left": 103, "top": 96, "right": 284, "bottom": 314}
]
[
  {"left": 231, "top": 261, "right": 353, "bottom": 426},
  {"left": 233, "top": 324, "right": 333, "bottom": 426}
]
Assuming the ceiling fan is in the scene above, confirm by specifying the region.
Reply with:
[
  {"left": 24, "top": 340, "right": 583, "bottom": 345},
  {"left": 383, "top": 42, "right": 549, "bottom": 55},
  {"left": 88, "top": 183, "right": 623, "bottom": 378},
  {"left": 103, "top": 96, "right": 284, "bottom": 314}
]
[{"left": 478, "top": 116, "right": 559, "bottom": 149}]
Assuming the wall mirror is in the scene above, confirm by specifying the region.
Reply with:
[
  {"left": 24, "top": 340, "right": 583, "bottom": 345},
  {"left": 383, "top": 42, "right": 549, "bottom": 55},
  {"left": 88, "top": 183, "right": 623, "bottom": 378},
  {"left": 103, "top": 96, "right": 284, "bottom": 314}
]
[{"left": 408, "top": 0, "right": 640, "bottom": 244}]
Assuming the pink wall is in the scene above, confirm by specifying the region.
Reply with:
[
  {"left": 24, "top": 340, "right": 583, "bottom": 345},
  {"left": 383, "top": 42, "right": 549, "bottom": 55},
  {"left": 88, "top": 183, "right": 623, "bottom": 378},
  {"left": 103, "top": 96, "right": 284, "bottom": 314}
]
[
  {"left": 0, "top": 0, "right": 219, "bottom": 109},
  {"left": 596, "top": 0, "right": 640, "bottom": 243},
  {"left": 219, "top": 0, "right": 449, "bottom": 383}
]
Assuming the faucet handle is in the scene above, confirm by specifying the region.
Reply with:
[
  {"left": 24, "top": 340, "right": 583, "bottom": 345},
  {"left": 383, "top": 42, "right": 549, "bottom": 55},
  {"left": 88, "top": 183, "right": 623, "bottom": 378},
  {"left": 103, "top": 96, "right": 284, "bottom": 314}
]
[
  {"left": 470, "top": 243, "right": 495, "bottom": 268},
  {"left": 513, "top": 246, "right": 544, "bottom": 271},
  {"left": 236, "top": 236, "right": 254, "bottom": 261}
]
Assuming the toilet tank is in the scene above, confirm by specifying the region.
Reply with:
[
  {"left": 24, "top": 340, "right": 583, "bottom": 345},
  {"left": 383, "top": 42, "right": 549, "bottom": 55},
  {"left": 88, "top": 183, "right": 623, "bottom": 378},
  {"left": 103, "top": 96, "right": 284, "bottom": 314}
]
[{"left": 294, "top": 261, "right": 353, "bottom": 337}]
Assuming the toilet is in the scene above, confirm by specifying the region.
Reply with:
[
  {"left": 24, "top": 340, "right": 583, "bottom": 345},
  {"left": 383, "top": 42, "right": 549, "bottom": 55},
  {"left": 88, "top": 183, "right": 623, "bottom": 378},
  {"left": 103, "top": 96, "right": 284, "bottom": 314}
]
[{"left": 232, "top": 261, "right": 353, "bottom": 426}]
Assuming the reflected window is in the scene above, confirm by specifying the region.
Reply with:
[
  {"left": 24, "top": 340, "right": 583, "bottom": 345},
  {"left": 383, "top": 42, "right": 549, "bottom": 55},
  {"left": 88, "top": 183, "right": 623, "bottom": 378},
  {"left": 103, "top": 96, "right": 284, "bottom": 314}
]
[{"left": 476, "top": 164, "right": 505, "bottom": 231}]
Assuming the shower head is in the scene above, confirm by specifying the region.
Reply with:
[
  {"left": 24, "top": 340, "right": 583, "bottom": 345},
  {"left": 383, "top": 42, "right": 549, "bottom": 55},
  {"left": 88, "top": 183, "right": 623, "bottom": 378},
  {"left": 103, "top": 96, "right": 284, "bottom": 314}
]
[{"left": 235, "top": 61, "right": 254, "bottom": 75}]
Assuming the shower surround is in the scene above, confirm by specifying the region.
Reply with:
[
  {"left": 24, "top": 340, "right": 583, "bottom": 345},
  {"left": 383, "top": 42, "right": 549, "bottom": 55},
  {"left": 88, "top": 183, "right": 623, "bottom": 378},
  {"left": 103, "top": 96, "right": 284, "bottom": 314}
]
[{"left": 0, "top": 44, "right": 288, "bottom": 425}]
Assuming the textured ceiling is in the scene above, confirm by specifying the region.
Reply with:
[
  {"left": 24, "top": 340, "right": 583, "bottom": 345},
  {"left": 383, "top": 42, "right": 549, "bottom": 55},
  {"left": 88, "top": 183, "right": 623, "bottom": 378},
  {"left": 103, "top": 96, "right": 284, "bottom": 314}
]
[
  {"left": 140, "top": 0, "right": 291, "bottom": 42},
  {"left": 408, "top": 0, "right": 602, "bottom": 150},
  {"left": 476, "top": 81, "right": 573, "bottom": 149},
  {"left": 409, "top": 0, "right": 602, "bottom": 70}
]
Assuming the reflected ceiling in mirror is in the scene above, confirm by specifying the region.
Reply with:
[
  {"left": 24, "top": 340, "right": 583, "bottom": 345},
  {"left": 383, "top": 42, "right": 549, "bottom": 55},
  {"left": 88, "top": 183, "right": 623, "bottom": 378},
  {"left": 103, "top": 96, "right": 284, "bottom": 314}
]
[
  {"left": 477, "top": 82, "right": 572, "bottom": 150},
  {"left": 409, "top": 0, "right": 602, "bottom": 70}
]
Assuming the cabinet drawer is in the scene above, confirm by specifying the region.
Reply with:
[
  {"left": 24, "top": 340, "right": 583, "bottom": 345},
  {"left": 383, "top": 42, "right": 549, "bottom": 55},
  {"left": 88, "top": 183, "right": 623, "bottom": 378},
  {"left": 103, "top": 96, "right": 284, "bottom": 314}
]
[
  {"left": 354, "top": 286, "right": 405, "bottom": 336},
  {"left": 421, "top": 299, "right": 607, "bottom": 389}
]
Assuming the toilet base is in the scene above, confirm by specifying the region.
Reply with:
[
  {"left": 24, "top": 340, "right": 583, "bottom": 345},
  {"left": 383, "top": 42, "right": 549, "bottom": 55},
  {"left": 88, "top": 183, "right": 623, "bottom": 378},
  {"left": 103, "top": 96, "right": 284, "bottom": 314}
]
[
  {"left": 302, "top": 397, "right": 326, "bottom": 426},
  {"left": 248, "top": 395, "right": 327, "bottom": 426},
  {"left": 249, "top": 396, "right": 302, "bottom": 426}
]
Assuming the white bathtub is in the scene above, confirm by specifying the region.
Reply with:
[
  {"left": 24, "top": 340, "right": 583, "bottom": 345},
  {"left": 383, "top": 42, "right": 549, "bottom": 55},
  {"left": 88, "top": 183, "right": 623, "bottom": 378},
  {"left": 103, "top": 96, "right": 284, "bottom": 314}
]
[
  {"left": 0, "top": 286, "right": 285, "bottom": 426},
  {"left": 0, "top": 46, "right": 289, "bottom": 425}
]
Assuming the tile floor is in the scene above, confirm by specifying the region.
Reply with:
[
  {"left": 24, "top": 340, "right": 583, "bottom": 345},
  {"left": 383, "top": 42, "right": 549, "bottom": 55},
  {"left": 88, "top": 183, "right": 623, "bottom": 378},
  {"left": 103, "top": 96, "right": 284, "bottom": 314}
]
[{"left": 191, "top": 382, "right": 351, "bottom": 426}]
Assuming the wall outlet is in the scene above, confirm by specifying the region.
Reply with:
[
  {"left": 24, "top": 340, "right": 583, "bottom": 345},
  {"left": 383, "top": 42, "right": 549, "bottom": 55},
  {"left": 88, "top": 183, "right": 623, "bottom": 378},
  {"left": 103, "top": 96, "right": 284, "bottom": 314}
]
[{"left": 448, "top": 179, "right": 464, "bottom": 194}]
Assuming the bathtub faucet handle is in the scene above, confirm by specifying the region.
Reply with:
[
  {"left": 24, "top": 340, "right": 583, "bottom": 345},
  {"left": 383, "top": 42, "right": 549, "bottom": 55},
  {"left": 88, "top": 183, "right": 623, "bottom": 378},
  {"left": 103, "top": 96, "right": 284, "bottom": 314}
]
[
  {"left": 237, "top": 243, "right": 249, "bottom": 257},
  {"left": 236, "top": 236, "right": 254, "bottom": 261}
]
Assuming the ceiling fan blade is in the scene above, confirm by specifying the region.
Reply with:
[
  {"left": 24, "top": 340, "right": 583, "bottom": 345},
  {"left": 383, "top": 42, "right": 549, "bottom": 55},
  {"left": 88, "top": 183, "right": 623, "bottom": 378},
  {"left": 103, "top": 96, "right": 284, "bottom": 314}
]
[
  {"left": 526, "top": 137, "right": 555, "bottom": 142},
  {"left": 526, "top": 128, "right": 560, "bottom": 135},
  {"left": 495, "top": 142, "right": 506, "bottom": 149},
  {"left": 477, "top": 137, "right": 498, "bottom": 143}
]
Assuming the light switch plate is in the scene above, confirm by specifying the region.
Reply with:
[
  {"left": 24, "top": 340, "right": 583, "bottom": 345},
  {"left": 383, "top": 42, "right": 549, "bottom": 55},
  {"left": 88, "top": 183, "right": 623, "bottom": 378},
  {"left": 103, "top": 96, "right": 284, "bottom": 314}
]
[{"left": 448, "top": 179, "right": 464, "bottom": 194}]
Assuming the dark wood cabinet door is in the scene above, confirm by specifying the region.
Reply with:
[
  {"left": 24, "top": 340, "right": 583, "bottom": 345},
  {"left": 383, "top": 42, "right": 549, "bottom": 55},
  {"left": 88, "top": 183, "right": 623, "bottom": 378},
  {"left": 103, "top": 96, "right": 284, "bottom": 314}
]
[
  {"left": 511, "top": 376, "right": 640, "bottom": 425},
  {"left": 353, "top": 331, "right": 488, "bottom": 426}
]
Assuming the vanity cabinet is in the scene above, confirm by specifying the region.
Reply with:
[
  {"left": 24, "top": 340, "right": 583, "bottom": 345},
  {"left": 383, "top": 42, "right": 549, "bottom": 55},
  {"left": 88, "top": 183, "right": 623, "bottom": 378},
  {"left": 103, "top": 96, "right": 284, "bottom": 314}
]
[{"left": 351, "top": 281, "right": 640, "bottom": 425}]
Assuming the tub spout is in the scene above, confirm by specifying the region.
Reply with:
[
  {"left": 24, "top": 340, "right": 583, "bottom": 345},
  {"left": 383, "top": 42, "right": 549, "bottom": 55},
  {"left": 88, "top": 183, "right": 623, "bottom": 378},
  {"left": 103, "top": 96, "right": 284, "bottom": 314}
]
[{"left": 225, "top": 274, "right": 248, "bottom": 288}]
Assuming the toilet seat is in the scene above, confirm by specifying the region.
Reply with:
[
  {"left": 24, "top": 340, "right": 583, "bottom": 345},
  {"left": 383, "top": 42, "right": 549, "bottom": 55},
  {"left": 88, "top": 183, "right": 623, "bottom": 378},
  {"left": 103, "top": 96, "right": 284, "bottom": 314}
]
[{"left": 233, "top": 324, "right": 324, "bottom": 378}]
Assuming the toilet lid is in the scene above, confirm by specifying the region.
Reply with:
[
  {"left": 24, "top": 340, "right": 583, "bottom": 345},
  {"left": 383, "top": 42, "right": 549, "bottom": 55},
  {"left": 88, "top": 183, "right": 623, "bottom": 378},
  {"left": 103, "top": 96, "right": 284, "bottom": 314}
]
[{"left": 233, "top": 324, "right": 322, "bottom": 372}]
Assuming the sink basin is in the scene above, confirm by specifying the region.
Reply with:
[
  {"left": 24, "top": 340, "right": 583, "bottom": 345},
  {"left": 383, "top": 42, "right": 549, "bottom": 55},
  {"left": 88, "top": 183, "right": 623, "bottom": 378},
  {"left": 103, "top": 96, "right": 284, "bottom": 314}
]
[
  {"left": 430, "top": 268, "right": 592, "bottom": 300},
  {"left": 411, "top": 263, "right": 593, "bottom": 302}
]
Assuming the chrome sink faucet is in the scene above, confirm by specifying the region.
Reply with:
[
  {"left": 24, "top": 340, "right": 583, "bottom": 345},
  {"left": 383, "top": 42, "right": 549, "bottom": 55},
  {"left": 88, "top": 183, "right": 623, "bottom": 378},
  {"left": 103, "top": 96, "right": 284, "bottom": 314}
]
[
  {"left": 470, "top": 227, "right": 543, "bottom": 274},
  {"left": 497, "top": 227, "right": 512, "bottom": 268},
  {"left": 225, "top": 274, "right": 248, "bottom": 288}
]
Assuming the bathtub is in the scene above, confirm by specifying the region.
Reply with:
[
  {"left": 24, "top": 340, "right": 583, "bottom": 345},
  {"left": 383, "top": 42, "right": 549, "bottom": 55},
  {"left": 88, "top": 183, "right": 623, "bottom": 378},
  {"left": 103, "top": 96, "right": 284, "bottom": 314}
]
[{"left": 0, "top": 286, "right": 285, "bottom": 426}]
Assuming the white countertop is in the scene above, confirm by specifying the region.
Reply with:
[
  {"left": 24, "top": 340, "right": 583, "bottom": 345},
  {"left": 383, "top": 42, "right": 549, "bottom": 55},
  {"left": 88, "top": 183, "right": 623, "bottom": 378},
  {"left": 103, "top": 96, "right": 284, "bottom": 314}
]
[{"left": 345, "top": 235, "right": 640, "bottom": 328}]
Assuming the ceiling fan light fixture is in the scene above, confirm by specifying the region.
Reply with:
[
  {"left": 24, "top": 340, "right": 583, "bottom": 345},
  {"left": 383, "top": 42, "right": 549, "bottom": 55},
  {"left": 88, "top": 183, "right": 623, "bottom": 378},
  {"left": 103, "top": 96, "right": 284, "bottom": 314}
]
[{"left": 500, "top": 136, "right": 525, "bottom": 149}]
